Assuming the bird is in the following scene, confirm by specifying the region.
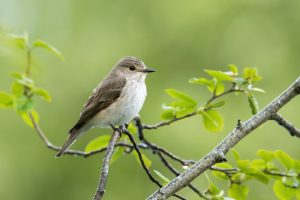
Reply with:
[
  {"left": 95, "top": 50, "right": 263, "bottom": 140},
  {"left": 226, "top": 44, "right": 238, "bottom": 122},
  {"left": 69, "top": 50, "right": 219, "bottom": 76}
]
[{"left": 56, "top": 56, "right": 155, "bottom": 157}]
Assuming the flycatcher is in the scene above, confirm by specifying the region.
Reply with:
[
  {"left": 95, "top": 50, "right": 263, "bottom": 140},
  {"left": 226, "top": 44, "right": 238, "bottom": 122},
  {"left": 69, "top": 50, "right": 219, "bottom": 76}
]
[{"left": 56, "top": 56, "right": 155, "bottom": 157}]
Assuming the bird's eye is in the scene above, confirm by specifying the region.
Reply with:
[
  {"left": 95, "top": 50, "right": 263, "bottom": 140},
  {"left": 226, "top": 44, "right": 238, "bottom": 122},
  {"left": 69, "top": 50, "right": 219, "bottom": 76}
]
[{"left": 129, "top": 66, "right": 136, "bottom": 71}]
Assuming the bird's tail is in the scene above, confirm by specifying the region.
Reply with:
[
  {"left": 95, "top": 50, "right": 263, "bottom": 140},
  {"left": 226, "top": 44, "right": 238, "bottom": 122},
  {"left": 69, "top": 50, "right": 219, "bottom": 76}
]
[{"left": 56, "top": 130, "right": 80, "bottom": 158}]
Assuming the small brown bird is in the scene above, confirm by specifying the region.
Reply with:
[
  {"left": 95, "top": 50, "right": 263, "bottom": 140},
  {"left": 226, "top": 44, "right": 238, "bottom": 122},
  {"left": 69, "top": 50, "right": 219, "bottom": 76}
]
[{"left": 56, "top": 56, "right": 155, "bottom": 157}]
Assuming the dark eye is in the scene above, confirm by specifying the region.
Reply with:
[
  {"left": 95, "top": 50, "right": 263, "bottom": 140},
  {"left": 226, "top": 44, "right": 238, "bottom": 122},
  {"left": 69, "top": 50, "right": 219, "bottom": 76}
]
[{"left": 129, "top": 66, "right": 136, "bottom": 71}]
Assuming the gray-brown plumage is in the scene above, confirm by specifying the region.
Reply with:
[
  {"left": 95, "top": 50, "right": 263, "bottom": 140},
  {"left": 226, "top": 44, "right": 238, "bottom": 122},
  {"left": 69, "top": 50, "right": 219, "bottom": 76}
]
[{"left": 56, "top": 56, "right": 155, "bottom": 157}]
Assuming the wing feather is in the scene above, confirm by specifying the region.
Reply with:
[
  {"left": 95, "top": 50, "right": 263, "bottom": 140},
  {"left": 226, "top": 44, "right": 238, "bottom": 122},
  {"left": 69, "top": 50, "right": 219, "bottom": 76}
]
[{"left": 69, "top": 77, "right": 126, "bottom": 133}]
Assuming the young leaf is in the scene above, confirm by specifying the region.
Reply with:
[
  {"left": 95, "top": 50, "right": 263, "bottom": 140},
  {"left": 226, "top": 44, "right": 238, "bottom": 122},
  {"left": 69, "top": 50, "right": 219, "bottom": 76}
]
[
  {"left": 274, "top": 150, "right": 294, "bottom": 170},
  {"left": 154, "top": 170, "right": 170, "bottom": 185},
  {"left": 200, "top": 109, "right": 224, "bottom": 132},
  {"left": 15, "top": 96, "right": 34, "bottom": 113},
  {"left": 0, "top": 92, "right": 14, "bottom": 108},
  {"left": 247, "top": 93, "right": 259, "bottom": 115},
  {"left": 215, "top": 79, "right": 225, "bottom": 95},
  {"left": 273, "top": 180, "right": 296, "bottom": 200},
  {"left": 165, "top": 89, "right": 197, "bottom": 106},
  {"left": 207, "top": 101, "right": 225, "bottom": 109},
  {"left": 85, "top": 135, "right": 111, "bottom": 152},
  {"left": 161, "top": 109, "right": 175, "bottom": 120},
  {"left": 32, "top": 40, "right": 64, "bottom": 60},
  {"left": 252, "top": 170, "right": 269, "bottom": 184},
  {"left": 8, "top": 34, "right": 27, "bottom": 50},
  {"left": 228, "top": 184, "right": 249, "bottom": 200},
  {"left": 250, "top": 159, "right": 266, "bottom": 170},
  {"left": 228, "top": 64, "right": 238, "bottom": 75},
  {"left": 132, "top": 151, "right": 152, "bottom": 169},
  {"left": 231, "top": 149, "right": 241, "bottom": 161},
  {"left": 127, "top": 122, "right": 137, "bottom": 134},
  {"left": 256, "top": 149, "right": 274, "bottom": 163},
  {"left": 243, "top": 67, "right": 262, "bottom": 82},
  {"left": 189, "top": 77, "right": 215, "bottom": 92},
  {"left": 110, "top": 147, "right": 124, "bottom": 164},
  {"left": 21, "top": 110, "right": 39, "bottom": 128},
  {"left": 33, "top": 88, "right": 52, "bottom": 102},
  {"left": 11, "top": 81, "right": 24, "bottom": 96},
  {"left": 204, "top": 69, "right": 234, "bottom": 81}
]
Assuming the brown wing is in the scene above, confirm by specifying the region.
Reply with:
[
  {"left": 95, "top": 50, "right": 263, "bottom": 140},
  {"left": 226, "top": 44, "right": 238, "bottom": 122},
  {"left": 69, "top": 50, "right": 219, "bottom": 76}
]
[{"left": 69, "top": 77, "right": 126, "bottom": 133}]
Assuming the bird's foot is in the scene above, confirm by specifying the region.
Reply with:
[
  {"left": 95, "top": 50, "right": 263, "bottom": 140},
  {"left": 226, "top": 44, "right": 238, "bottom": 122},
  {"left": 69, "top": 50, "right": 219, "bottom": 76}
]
[{"left": 109, "top": 124, "right": 126, "bottom": 133}]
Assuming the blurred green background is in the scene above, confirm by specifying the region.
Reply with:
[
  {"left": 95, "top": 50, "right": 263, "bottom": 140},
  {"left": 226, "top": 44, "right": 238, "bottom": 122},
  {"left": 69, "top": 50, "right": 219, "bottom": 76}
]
[{"left": 0, "top": 0, "right": 300, "bottom": 199}]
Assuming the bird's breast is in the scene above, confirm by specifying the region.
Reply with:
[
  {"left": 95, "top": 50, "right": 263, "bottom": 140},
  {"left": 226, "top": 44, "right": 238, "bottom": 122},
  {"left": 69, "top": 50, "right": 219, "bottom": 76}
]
[{"left": 91, "top": 80, "right": 147, "bottom": 127}]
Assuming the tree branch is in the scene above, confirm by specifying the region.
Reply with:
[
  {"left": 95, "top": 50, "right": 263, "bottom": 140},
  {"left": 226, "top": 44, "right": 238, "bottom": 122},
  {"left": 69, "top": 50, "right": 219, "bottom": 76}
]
[
  {"left": 93, "top": 129, "right": 121, "bottom": 200},
  {"left": 271, "top": 113, "right": 300, "bottom": 138},
  {"left": 147, "top": 77, "right": 300, "bottom": 199}
]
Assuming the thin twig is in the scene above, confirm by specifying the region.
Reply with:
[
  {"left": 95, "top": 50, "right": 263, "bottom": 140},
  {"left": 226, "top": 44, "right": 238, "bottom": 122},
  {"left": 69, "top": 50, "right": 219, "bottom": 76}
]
[
  {"left": 123, "top": 129, "right": 186, "bottom": 200},
  {"left": 93, "top": 130, "right": 121, "bottom": 200},
  {"left": 142, "top": 86, "right": 243, "bottom": 130},
  {"left": 272, "top": 113, "right": 300, "bottom": 138}
]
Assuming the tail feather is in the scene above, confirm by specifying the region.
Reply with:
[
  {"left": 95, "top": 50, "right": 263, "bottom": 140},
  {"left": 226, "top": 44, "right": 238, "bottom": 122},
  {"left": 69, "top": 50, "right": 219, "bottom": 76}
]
[{"left": 56, "top": 132, "right": 80, "bottom": 158}]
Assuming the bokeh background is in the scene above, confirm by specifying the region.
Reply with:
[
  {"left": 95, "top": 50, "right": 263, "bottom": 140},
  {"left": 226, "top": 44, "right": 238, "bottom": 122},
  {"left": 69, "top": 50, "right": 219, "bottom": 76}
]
[{"left": 0, "top": 0, "right": 300, "bottom": 199}]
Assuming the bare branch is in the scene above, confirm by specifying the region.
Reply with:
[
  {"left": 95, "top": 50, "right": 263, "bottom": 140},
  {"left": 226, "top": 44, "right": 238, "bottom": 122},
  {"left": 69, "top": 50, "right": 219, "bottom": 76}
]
[
  {"left": 147, "top": 77, "right": 300, "bottom": 199},
  {"left": 272, "top": 113, "right": 300, "bottom": 138},
  {"left": 142, "top": 112, "right": 197, "bottom": 130},
  {"left": 93, "top": 130, "right": 121, "bottom": 200}
]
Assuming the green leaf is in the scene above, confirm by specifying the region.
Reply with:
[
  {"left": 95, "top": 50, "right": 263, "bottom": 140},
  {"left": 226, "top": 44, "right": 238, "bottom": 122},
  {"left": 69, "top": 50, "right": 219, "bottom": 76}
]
[
  {"left": 212, "top": 163, "right": 233, "bottom": 180},
  {"left": 189, "top": 77, "right": 215, "bottom": 92},
  {"left": 11, "top": 81, "right": 24, "bottom": 96},
  {"left": 110, "top": 147, "right": 124, "bottom": 164},
  {"left": 231, "top": 149, "right": 241, "bottom": 161},
  {"left": 161, "top": 109, "right": 175, "bottom": 120},
  {"left": 127, "top": 122, "right": 137, "bottom": 134},
  {"left": 294, "top": 160, "right": 300, "bottom": 173},
  {"left": 247, "top": 93, "right": 259, "bottom": 115},
  {"left": 21, "top": 110, "right": 39, "bottom": 128},
  {"left": 228, "top": 184, "right": 249, "bottom": 200},
  {"left": 237, "top": 160, "right": 251, "bottom": 171},
  {"left": 165, "top": 89, "right": 197, "bottom": 106},
  {"left": 207, "top": 101, "right": 225, "bottom": 109},
  {"left": 15, "top": 96, "right": 34, "bottom": 113},
  {"left": 133, "top": 151, "right": 152, "bottom": 169},
  {"left": 32, "top": 40, "right": 64, "bottom": 60},
  {"left": 154, "top": 170, "right": 170, "bottom": 185},
  {"left": 8, "top": 34, "right": 28, "bottom": 50},
  {"left": 250, "top": 159, "right": 266, "bottom": 170},
  {"left": 0, "top": 92, "right": 14, "bottom": 108},
  {"left": 257, "top": 149, "right": 274, "bottom": 163},
  {"left": 228, "top": 64, "right": 238, "bottom": 75},
  {"left": 252, "top": 170, "right": 269, "bottom": 184},
  {"left": 214, "top": 79, "right": 225, "bottom": 95},
  {"left": 200, "top": 109, "right": 224, "bottom": 132},
  {"left": 231, "top": 173, "right": 247, "bottom": 184},
  {"left": 243, "top": 67, "right": 262, "bottom": 82},
  {"left": 275, "top": 150, "right": 294, "bottom": 170},
  {"left": 273, "top": 180, "right": 296, "bottom": 200},
  {"left": 32, "top": 88, "right": 52, "bottom": 102},
  {"left": 204, "top": 69, "right": 234, "bottom": 81},
  {"left": 85, "top": 135, "right": 111, "bottom": 152}
]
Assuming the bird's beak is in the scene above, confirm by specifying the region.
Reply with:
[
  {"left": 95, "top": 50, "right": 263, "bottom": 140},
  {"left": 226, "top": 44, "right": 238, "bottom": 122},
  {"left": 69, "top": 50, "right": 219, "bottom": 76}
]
[{"left": 143, "top": 68, "right": 156, "bottom": 73}]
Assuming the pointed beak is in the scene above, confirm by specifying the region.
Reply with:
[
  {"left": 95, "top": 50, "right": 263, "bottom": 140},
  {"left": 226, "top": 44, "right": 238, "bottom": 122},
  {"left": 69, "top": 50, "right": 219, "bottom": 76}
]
[{"left": 143, "top": 68, "right": 156, "bottom": 73}]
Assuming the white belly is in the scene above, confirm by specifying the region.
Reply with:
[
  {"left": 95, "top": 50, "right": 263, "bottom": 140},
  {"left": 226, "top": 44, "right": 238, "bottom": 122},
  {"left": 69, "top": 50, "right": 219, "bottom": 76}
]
[{"left": 90, "top": 80, "right": 147, "bottom": 128}]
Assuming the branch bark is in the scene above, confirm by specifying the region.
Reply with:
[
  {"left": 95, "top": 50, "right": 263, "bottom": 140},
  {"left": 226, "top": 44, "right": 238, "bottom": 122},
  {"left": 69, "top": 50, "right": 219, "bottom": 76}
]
[
  {"left": 147, "top": 77, "right": 300, "bottom": 199},
  {"left": 93, "top": 130, "right": 121, "bottom": 200}
]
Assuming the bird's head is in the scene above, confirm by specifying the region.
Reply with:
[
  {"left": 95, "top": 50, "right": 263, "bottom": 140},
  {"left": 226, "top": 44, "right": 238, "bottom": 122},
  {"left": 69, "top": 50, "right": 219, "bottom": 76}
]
[{"left": 114, "top": 56, "right": 155, "bottom": 81}]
